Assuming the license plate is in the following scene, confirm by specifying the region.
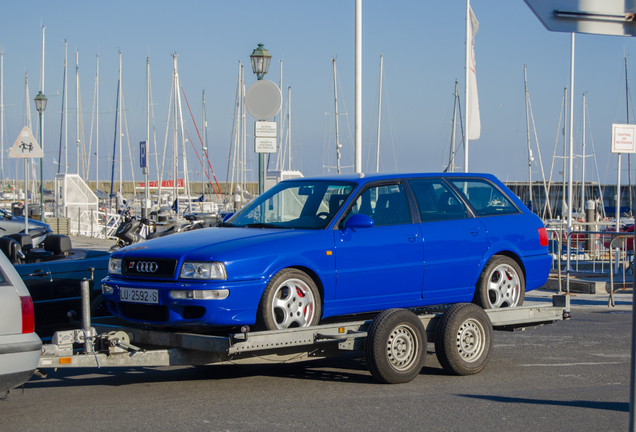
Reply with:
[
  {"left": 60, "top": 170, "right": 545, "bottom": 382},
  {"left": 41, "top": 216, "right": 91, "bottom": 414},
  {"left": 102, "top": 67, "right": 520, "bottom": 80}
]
[{"left": 119, "top": 288, "right": 159, "bottom": 304}]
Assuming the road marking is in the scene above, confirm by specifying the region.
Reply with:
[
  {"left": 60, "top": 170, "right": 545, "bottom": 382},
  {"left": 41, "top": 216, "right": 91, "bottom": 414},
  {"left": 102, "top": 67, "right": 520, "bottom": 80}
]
[{"left": 521, "top": 362, "right": 622, "bottom": 367}]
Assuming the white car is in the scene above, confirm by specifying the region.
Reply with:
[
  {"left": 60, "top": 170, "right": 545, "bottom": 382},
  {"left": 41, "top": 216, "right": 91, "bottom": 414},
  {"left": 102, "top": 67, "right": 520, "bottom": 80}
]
[{"left": 0, "top": 250, "right": 41, "bottom": 394}]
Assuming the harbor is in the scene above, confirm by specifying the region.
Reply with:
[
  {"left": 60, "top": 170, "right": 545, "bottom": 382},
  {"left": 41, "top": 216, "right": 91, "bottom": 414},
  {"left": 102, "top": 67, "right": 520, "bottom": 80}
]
[{"left": 0, "top": 1, "right": 635, "bottom": 431}]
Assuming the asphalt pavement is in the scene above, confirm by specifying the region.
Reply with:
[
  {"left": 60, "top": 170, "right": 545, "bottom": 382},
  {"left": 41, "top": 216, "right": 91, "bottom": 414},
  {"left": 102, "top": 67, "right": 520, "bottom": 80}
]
[{"left": 0, "top": 289, "right": 632, "bottom": 432}]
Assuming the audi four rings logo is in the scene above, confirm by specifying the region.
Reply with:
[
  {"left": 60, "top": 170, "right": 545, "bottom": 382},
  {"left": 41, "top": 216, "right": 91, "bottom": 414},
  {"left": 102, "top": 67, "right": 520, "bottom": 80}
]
[{"left": 133, "top": 261, "right": 159, "bottom": 273}]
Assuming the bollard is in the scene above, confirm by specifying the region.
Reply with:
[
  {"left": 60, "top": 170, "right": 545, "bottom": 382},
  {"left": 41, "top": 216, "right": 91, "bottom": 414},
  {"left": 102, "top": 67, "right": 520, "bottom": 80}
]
[
  {"left": 81, "top": 279, "right": 92, "bottom": 353},
  {"left": 586, "top": 200, "right": 596, "bottom": 256}
]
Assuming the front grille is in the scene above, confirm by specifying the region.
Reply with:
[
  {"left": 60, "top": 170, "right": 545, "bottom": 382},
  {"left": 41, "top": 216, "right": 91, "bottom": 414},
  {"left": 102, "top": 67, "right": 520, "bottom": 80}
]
[
  {"left": 122, "top": 258, "right": 178, "bottom": 278},
  {"left": 120, "top": 302, "right": 169, "bottom": 322}
]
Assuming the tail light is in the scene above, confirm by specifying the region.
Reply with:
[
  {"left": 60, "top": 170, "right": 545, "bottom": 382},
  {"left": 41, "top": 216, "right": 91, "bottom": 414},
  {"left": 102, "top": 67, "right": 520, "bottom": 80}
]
[
  {"left": 538, "top": 227, "right": 549, "bottom": 247},
  {"left": 20, "top": 296, "right": 35, "bottom": 334}
]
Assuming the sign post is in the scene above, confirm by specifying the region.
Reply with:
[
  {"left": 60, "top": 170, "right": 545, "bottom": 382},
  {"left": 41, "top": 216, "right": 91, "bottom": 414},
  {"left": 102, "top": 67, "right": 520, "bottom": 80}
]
[
  {"left": 245, "top": 80, "right": 282, "bottom": 195},
  {"left": 9, "top": 127, "right": 45, "bottom": 233}
]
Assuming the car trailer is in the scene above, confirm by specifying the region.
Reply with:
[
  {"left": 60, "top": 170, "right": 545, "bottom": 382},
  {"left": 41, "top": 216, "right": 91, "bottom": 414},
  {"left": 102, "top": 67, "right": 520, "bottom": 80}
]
[{"left": 35, "top": 281, "right": 571, "bottom": 384}]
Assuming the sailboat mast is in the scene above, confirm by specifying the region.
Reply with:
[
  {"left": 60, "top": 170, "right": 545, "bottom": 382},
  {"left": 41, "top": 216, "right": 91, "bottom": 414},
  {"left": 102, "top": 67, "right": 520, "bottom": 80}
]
[
  {"left": 95, "top": 54, "right": 99, "bottom": 191},
  {"left": 144, "top": 57, "right": 149, "bottom": 218},
  {"left": 172, "top": 54, "right": 178, "bottom": 211},
  {"left": 524, "top": 66, "right": 533, "bottom": 212},
  {"left": 376, "top": 54, "right": 383, "bottom": 173},
  {"left": 1, "top": 51, "right": 3, "bottom": 184},
  {"left": 562, "top": 87, "right": 567, "bottom": 218},
  {"left": 63, "top": 41, "right": 67, "bottom": 173},
  {"left": 581, "top": 93, "right": 586, "bottom": 213},
  {"left": 76, "top": 51, "right": 80, "bottom": 175},
  {"left": 448, "top": 81, "right": 458, "bottom": 173},
  {"left": 625, "top": 56, "right": 632, "bottom": 217},
  {"left": 277, "top": 60, "right": 283, "bottom": 171},
  {"left": 287, "top": 86, "right": 291, "bottom": 171},
  {"left": 118, "top": 52, "right": 122, "bottom": 194},
  {"left": 201, "top": 89, "right": 206, "bottom": 199},
  {"left": 333, "top": 59, "right": 341, "bottom": 174}
]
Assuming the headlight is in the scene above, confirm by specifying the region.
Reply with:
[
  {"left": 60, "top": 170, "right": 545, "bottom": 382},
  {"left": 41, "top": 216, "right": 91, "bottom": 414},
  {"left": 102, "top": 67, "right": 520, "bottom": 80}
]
[
  {"left": 180, "top": 262, "right": 227, "bottom": 280},
  {"left": 109, "top": 258, "right": 122, "bottom": 275},
  {"left": 169, "top": 289, "right": 229, "bottom": 300}
]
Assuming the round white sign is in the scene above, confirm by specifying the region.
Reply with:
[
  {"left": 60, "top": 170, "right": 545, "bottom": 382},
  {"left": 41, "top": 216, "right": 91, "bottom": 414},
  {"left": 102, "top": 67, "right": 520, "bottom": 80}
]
[{"left": 245, "top": 80, "right": 282, "bottom": 120}]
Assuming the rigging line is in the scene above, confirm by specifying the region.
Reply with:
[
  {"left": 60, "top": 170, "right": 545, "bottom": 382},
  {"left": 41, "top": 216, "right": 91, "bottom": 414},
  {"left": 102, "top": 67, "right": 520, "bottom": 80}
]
[
  {"left": 158, "top": 68, "right": 174, "bottom": 200},
  {"left": 226, "top": 64, "right": 240, "bottom": 190},
  {"left": 79, "top": 78, "right": 87, "bottom": 178},
  {"left": 546, "top": 91, "right": 565, "bottom": 218},
  {"left": 120, "top": 84, "right": 136, "bottom": 189},
  {"left": 148, "top": 64, "right": 160, "bottom": 191},
  {"left": 321, "top": 65, "right": 334, "bottom": 174},
  {"left": 109, "top": 79, "right": 120, "bottom": 210},
  {"left": 364, "top": 59, "right": 382, "bottom": 171},
  {"left": 57, "top": 63, "right": 66, "bottom": 174},
  {"left": 179, "top": 84, "right": 222, "bottom": 199},
  {"left": 383, "top": 69, "right": 399, "bottom": 172},
  {"left": 527, "top": 95, "right": 552, "bottom": 219},
  {"left": 87, "top": 59, "right": 98, "bottom": 180},
  {"left": 584, "top": 102, "right": 606, "bottom": 218}
]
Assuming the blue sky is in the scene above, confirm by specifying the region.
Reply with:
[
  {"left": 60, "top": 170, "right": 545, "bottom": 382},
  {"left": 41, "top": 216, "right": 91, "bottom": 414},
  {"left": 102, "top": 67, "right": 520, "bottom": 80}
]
[{"left": 1, "top": 1, "right": 635, "bottom": 190}]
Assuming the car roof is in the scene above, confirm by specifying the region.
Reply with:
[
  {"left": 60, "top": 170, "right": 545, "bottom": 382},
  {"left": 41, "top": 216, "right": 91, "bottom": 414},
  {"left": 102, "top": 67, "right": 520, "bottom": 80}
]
[{"left": 289, "top": 172, "right": 499, "bottom": 185}]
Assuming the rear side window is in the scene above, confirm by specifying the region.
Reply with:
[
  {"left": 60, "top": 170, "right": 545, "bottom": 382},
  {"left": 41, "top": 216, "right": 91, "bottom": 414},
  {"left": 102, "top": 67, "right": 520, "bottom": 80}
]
[
  {"left": 450, "top": 179, "right": 520, "bottom": 216},
  {"left": 408, "top": 178, "right": 468, "bottom": 222}
]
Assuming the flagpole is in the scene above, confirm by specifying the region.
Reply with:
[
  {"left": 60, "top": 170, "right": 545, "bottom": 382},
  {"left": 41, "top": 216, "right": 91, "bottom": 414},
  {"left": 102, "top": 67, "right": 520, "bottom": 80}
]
[{"left": 465, "top": 0, "right": 470, "bottom": 173}]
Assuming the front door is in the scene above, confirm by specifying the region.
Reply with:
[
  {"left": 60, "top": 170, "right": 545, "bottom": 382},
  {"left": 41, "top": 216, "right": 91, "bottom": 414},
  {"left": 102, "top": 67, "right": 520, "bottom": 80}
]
[{"left": 333, "top": 182, "right": 423, "bottom": 313}]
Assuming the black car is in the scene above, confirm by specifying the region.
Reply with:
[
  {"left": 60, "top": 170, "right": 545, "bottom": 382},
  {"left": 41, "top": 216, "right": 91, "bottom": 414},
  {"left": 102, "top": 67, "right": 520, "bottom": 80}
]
[{"left": 0, "top": 233, "right": 110, "bottom": 339}]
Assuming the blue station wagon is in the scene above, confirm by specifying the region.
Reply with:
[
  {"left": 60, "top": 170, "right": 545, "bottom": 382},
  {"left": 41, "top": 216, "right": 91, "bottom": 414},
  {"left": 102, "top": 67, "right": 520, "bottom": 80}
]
[{"left": 101, "top": 173, "right": 552, "bottom": 331}]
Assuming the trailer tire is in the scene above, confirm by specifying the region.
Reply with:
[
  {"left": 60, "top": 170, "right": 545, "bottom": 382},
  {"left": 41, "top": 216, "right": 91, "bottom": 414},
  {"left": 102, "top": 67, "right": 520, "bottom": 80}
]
[
  {"left": 255, "top": 269, "right": 321, "bottom": 331},
  {"left": 474, "top": 255, "right": 525, "bottom": 309},
  {"left": 365, "top": 309, "right": 426, "bottom": 384},
  {"left": 434, "top": 303, "right": 493, "bottom": 376}
]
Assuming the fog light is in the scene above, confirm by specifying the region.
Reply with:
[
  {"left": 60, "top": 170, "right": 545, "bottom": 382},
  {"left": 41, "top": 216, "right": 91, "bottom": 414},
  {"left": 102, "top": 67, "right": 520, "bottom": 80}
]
[
  {"left": 102, "top": 284, "right": 114, "bottom": 295},
  {"left": 169, "top": 289, "right": 229, "bottom": 300}
]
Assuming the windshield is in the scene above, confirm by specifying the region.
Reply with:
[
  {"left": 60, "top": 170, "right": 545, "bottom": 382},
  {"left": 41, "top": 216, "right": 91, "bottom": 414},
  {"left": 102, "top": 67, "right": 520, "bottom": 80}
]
[{"left": 227, "top": 180, "right": 357, "bottom": 229}]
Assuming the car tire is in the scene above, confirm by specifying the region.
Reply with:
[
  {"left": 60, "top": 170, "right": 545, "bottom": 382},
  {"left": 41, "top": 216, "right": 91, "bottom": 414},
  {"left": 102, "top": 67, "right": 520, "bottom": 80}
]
[
  {"left": 474, "top": 255, "right": 524, "bottom": 309},
  {"left": 434, "top": 303, "right": 493, "bottom": 376},
  {"left": 365, "top": 309, "right": 426, "bottom": 384},
  {"left": 255, "top": 269, "right": 322, "bottom": 331},
  {"left": 90, "top": 294, "right": 111, "bottom": 318}
]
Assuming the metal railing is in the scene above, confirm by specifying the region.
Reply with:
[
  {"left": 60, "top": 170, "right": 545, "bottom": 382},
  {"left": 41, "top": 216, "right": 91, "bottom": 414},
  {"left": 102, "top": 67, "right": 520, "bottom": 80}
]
[{"left": 546, "top": 222, "right": 634, "bottom": 307}]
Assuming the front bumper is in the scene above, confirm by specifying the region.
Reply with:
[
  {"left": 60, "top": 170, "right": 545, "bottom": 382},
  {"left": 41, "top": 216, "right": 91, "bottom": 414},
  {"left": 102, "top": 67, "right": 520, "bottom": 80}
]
[{"left": 102, "top": 277, "right": 268, "bottom": 327}]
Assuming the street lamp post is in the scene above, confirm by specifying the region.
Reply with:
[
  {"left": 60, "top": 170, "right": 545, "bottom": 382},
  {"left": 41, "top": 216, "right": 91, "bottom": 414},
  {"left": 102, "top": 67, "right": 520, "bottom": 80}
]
[
  {"left": 34, "top": 91, "right": 47, "bottom": 220},
  {"left": 250, "top": 44, "right": 272, "bottom": 195}
]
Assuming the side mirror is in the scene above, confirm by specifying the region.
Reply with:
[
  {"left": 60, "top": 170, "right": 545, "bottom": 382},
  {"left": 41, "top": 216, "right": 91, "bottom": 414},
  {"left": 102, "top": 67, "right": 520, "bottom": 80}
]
[{"left": 344, "top": 214, "right": 374, "bottom": 230}]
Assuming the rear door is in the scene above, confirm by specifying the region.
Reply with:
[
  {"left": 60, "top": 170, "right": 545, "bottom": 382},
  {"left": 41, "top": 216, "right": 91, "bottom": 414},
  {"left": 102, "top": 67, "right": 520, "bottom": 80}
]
[{"left": 408, "top": 178, "right": 488, "bottom": 304}]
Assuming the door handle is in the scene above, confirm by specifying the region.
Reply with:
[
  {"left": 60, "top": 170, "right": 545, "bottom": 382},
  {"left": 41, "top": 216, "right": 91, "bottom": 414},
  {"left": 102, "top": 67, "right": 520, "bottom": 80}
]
[
  {"left": 29, "top": 270, "right": 51, "bottom": 278},
  {"left": 406, "top": 235, "right": 417, "bottom": 243},
  {"left": 470, "top": 229, "right": 479, "bottom": 237}
]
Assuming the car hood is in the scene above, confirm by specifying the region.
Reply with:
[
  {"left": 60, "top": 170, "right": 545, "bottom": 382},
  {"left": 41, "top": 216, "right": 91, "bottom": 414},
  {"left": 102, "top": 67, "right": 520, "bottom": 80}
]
[{"left": 116, "top": 227, "right": 317, "bottom": 260}]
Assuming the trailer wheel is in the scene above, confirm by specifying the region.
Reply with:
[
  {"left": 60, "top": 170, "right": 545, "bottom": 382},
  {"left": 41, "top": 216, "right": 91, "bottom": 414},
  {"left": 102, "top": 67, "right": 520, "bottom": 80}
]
[
  {"left": 255, "top": 269, "right": 321, "bottom": 331},
  {"left": 474, "top": 255, "right": 525, "bottom": 309},
  {"left": 365, "top": 309, "right": 426, "bottom": 384},
  {"left": 434, "top": 303, "right": 493, "bottom": 376}
]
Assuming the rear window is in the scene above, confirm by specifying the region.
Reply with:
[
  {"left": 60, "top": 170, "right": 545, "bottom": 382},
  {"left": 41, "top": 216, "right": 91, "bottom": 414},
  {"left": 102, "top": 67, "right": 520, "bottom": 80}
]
[{"left": 450, "top": 179, "right": 520, "bottom": 216}]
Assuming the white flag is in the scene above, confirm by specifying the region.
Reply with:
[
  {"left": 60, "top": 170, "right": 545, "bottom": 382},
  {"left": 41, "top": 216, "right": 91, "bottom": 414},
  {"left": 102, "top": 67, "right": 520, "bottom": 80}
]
[{"left": 467, "top": 6, "right": 481, "bottom": 140}]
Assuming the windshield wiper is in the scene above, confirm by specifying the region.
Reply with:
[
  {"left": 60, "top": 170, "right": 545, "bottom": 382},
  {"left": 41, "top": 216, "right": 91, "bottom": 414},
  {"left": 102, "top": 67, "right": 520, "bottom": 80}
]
[
  {"left": 217, "top": 222, "right": 236, "bottom": 227},
  {"left": 244, "top": 223, "right": 284, "bottom": 229}
]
